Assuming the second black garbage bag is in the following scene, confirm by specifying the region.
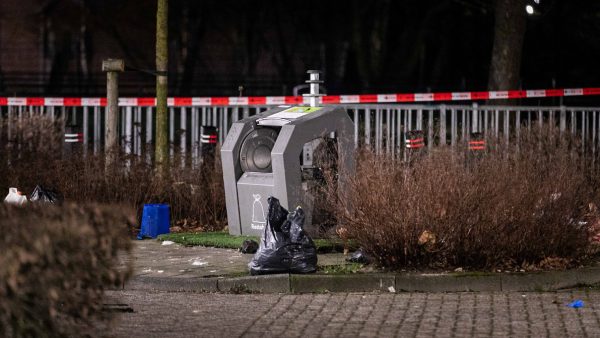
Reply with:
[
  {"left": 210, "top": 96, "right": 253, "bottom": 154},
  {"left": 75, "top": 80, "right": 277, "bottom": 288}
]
[
  {"left": 248, "top": 196, "right": 318, "bottom": 275},
  {"left": 30, "top": 185, "right": 63, "bottom": 204}
]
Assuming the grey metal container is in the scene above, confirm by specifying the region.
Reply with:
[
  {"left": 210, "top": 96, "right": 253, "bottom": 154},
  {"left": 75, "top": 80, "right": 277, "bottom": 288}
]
[{"left": 221, "top": 105, "right": 355, "bottom": 236}]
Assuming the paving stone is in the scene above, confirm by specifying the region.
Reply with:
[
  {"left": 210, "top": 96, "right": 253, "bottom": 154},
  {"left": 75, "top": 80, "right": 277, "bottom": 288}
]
[{"left": 103, "top": 290, "right": 600, "bottom": 337}]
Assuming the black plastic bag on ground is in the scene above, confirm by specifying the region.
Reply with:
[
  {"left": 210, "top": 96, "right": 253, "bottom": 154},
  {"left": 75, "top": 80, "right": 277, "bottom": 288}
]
[
  {"left": 249, "top": 197, "right": 318, "bottom": 275},
  {"left": 240, "top": 240, "right": 259, "bottom": 254},
  {"left": 346, "top": 249, "right": 372, "bottom": 264},
  {"left": 30, "top": 185, "right": 63, "bottom": 204}
]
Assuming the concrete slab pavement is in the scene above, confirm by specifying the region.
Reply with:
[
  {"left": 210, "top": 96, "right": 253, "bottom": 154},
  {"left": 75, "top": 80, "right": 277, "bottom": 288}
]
[{"left": 122, "top": 240, "right": 600, "bottom": 294}]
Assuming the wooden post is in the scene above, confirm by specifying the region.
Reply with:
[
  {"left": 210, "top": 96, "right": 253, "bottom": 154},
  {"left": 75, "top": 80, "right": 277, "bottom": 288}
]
[{"left": 102, "top": 59, "right": 124, "bottom": 165}]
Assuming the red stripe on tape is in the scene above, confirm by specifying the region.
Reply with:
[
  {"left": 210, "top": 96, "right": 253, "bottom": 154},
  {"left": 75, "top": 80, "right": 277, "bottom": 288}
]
[
  {"left": 470, "top": 146, "right": 485, "bottom": 150},
  {"left": 433, "top": 93, "right": 452, "bottom": 101},
  {"left": 174, "top": 97, "right": 192, "bottom": 106},
  {"left": 469, "top": 140, "right": 485, "bottom": 145},
  {"left": 27, "top": 97, "right": 44, "bottom": 106},
  {"left": 138, "top": 98, "right": 155, "bottom": 106},
  {"left": 285, "top": 96, "right": 303, "bottom": 104},
  {"left": 397, "top": 94, "right": 415, "bottom": 102},
  {"left": 211, "top": 97, "right": 229, "bottom": 105},
  {"left": 100, "top": 98, "right": 107, "bottom": 106},
  {"left": 407, "top": 138, "right": 425, "bottom": 143},
  {"left": 322, "top": 95, "right": 341, "bottom": 104},
  {"left": 0, "top": 98, "right": 7, "bottom": 106},
  {"left": 584, "top": 88, "right": 600, "bottom": 95},
  {"left": 249, "top": 96, "right": 267, "bottom": 105},
  {"left": 545, "top": 89, "right": 563, "bottom": 97},
  {"left": 359, "top": 94, "right": 377, "bottom": 103},
  {"left": 471, "top": 92, "right": 490, "bottom": 100},
  {"left": 64, "top": 98, "right": 81, "bottom": 106},
  {"left": 508, "top": 90, "right": 526, "bottom": 99}
]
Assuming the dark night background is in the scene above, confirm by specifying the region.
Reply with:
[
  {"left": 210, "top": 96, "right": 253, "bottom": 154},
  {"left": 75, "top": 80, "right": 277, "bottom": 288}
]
[{"left": 0, "top": 0, "right": 598, "bottom": 100}]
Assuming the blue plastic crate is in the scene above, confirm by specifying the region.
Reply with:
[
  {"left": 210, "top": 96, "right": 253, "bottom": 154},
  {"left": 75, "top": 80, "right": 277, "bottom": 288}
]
[{"left": 137, "top": 204, "right": 170, "bottom": 239}]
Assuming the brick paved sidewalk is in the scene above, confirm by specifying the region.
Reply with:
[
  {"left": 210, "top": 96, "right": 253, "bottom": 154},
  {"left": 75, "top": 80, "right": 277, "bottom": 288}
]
[{"left": 105, "top": 290, "right": 600, "bottom": 337}]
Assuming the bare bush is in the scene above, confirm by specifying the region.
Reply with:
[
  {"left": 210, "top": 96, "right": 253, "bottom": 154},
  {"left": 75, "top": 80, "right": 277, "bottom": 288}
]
[
  {"left": 0, "top": 114, "right": 227, "bottom": 232},
  {"left": 329, "top": 126, "right": 598, "bottom": 270},
  {"left": 0, "top": 203, "right": 134, "bottom": 337}
]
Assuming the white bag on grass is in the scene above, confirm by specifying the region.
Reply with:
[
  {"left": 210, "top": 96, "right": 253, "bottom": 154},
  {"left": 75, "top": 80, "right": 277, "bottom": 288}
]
[{"left": 4, "top": 187, "right": 28, "bottom": 206}]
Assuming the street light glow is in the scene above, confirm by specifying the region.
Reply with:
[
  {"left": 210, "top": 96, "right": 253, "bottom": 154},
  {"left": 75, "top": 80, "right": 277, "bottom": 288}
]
[{"left": 526, "top": 5, "right": 534, "bottom": 15}]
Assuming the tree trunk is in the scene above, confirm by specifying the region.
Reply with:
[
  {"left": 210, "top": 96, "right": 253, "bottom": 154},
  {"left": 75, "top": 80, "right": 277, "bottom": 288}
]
[
  {"left": 351, "top": 0, "right": 391, "bottom": 90},
  {"left": 488, "top": 0, "right": 527, "bottom": 91},
  {"left": 155, "top": 0, "right": 168, "bottom": 171},
  {"left": 350, "top": 0, "right": 368, "bottom": 89}
]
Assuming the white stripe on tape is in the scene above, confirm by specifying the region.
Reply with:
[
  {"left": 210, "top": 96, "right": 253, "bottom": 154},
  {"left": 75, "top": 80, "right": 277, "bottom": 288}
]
[
  {"left": 81, "top": 98, "right": 102, "bottom": 106},
  {"left": 266, "top": 96, "right": 285, "bottom": 105},
  {"left": 119, "top": 98, "right": 137, "bottom": 106},
  {"left": 452, "top": 92, "right": 471, "bottom": 100},
  {"left": 526, "top": 90, "right": 546, "bottom": 98},
  {"left": 377, "top": 94, "right": 397, "bottom": 103},
  {"left": 565, "top": 88, "right": 583, "bottom": 96},
  {"left": 489, "top": 91, "right": 509, "bottom": 99},
  {"left": 415, "top": 93, "right": 434, "bottom": 102},
  {"left": 8, "top": 98, "right": 26, "bottom": 106},
  {"left": 340, "top": 95, "right": 360, "bottom": 104},
  {"left": 192, "top": 97, "right": 211, "bottom": 106},
  {"left": 229, "top": 97, "right": 249, "bottom": 105},
  {"left": 45, "top": 98, "right": 64, "bottom": 106}
]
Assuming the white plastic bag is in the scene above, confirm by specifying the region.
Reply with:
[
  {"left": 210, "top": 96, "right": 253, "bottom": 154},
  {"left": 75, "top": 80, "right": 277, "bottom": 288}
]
[{"left": 4, "top": 187, "right": 28, "bottom": 206}]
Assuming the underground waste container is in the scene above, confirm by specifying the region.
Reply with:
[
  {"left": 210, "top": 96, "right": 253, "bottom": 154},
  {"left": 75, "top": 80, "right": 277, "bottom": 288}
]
[{"left": 221, "top": 105, "right": 355, "bottom": 237}]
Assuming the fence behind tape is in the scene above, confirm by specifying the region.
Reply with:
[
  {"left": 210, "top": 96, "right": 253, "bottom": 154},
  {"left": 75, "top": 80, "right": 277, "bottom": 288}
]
[{"left": 1, "top": 104, "right": 600, "bottom": 163}]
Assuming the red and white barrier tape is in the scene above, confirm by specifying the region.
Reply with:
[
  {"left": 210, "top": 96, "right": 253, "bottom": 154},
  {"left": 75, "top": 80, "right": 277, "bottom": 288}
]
[
  {"left": 64, "top": 133, "right": 83, "bottom": 143},
  {"left": 200, "top": 133, "right": 218, "bottom": 144},
  {"left": 1, "top": 87, "right": 599, "bottom": 107}
]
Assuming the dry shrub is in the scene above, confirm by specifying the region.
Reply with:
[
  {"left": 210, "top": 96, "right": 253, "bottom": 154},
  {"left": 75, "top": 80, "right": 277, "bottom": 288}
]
[
  {"left": 0, "top": 203, "right": 134, "bottom": 337},
  {"left": 0, "top": 114, "right": 62, "bottom": 156},
  {"left": 331, "top": 126, "right": 598, "bottom": 270},
  {"left": 0, "top": 114, "right": 227, "bottom": 232}
]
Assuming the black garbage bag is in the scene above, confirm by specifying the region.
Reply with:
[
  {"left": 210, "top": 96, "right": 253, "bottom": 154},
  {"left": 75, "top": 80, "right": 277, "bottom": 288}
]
[
  {"left": 30, "top": 185, "right": 63, "bottom": 204},
  {"left": 240, "top": 240, "right": 259, "bottom": 254},
  {"left": 249, "top": 197, "right": 318, "bottom": 275}
]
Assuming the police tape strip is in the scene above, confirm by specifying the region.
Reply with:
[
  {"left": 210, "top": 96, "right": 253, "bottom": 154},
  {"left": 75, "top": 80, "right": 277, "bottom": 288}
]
[
  {"left": 1, "top": 87, "right": 599, "bottom": 107},
  {"left": 64, "top": 133, "right": 83, "bottom": 143},
  {"left": 200, "top": 134, "right": 218, "bottom": 144}
]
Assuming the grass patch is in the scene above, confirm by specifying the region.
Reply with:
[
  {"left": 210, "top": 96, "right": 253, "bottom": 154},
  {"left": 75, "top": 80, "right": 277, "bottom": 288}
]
[
  {"left": 318, "top": 263, "right": 365, "bottom": 274},
  {"left": 158, "top": 231, "right": 351, "bottom": 252},
  {"left": 158, "top": 232, "right": 258, "bottom": 249}
]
